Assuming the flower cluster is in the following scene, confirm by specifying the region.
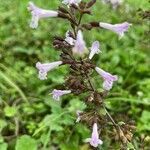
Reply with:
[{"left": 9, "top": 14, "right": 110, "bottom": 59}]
[{"left": 28, "top": 0, "right": 132, "bottom": 148}]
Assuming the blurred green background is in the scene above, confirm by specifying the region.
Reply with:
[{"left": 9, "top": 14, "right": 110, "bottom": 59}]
[{"left": 0, "top": 0, "right": 150, "bottom": 149}]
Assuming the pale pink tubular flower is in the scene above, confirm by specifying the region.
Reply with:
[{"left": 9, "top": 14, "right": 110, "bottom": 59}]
[
  {"left": 95, "top": 67, "right": 118, "bottom": 90},
  {"left": 27, "top": 2, "right": 58, "bottom": 28},
  {"left": 85, "top": 123, "right": 103, "bottom": 147},
  {"left": 72, "top": 30, "right": 87, "bottom": 56},
  {"left": 76, "top": 110, "right": 83, "bottom": 122},
  {"left": 65, "top": 31, "right": 75, "bottom": 45},
  {"left": 99, "top": 22, "right": 132, "bottom": 38},
  {"left": 36, "top": 61, "right": 62, "bottom": 80},
  {"left": 89, "top": 41, "right": 101, "bottom": 59},
  {"left": 62, "top": 0, "right": 81, "bottom": 6},
  {"left": 51, "top": 89, "right": 71, "bottom": 101}
]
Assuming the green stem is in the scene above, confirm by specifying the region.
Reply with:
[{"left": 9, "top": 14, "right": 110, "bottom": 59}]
[
  {"left": 78, "top": 13, "right": 83, "bottom": 25},
  {"left": 0, "top": 71, "right": 28, "bottom": 103}
]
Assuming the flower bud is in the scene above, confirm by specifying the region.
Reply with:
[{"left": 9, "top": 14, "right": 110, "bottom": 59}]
[
  {"left": 86, "top": 0, "right": 96, "bottom": 8},
  {"left": 90, "top": 22, "right": 100, "bottom": 27},
  {"left": 58, "top": 6, "right": 68, "bottom": 14},
  {"left": 58, "top": 12, "right": 70, "bottom": 19}
]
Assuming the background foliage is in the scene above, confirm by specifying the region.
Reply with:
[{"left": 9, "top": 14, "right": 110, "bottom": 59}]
[{"left": 0, "top": 0, "right": 149, "bottom": 149}]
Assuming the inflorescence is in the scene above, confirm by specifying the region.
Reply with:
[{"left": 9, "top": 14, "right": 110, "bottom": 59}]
[{"left": 28, "top": 0, "right": 135, "bottom": 148}]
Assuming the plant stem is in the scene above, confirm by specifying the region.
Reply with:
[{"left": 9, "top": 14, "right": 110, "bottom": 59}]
[
  {"left": 102, "top": 104, "right": 124, "bottom": 141},
  {"left": 85, "top": 73, "right": 95, "bottom": 91},
  {"left": 78, "top": 13, "right": 83, "bottom": 25},
  {"left": 103, "top": 105, "right": 118, "bottom": 126}
]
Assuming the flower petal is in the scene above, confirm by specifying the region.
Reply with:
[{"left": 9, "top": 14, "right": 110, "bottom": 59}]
[
  {"left": 103, "top": 80, "right": 113, "bottom": 91},
  {"left": 28, "top": 1, "right": 58, "bottom": 28},
  {"left": 51, "top": 89, "right": 71, "bottom": 101},
  {"left": 72, "top": 30, "right": 87, "bottom": 56},
  {"left": 99, "top": 22, "right": 132, "bottom": 38},
  {"left": 89, "top": 41, "right": 101, "bottom": 59},
  {"left": 36, "top": 61, "right": 62, "bottom": 80}
]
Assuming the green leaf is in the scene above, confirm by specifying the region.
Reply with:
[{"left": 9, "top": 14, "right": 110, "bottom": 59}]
[
  {"left": 60, "top": 134, "right": 79, "bottom": 150},
  {"left": 0, "top": 137, "right": 4, "bottom": 143},
  {"left": 75, "top": 124, "right": 90, "bottom": 139},
  {"left": 0, "top": 120, "right": 7, "bottom": 132},
  {"left": 127, "top": 142, "right": 135, "bottom": 150},
  {"left": 33, "top": 113, "right": 68, "bottom": 136},
  {"left": 69, "top": 98, "right": 86, "bottom": 112},
  {"left": 0, "top": 143, "right": 8, "bottom": 150},
  {"left": 0, "top": 71, "right": 28, "bottom": 103},
  {"left": 4, "top": 106, "right": 17, "bottom": 117},
  {"left": 15, "top": 135, "right": 37, "bottom": 150},
  {"left": 60, "top": 114, "right": 74, "bottom": 125},
  {"left": 137, "top": 110, "right": 150, "bottom": 131},
  {"left": 50, "top": 124, "right": 63, "bottom": 131},
  {"left": 48, "top": 100, "right": 62, "bottom": 114}
]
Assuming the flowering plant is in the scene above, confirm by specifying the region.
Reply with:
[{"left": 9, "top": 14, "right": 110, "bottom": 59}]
[{"left": 28, "top": 0, "right": 134, "bottom": 148}]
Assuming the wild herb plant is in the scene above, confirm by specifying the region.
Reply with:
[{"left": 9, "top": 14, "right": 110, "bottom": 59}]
[{"left": 28, "top": 0, "right": 135, "bottom": 148}]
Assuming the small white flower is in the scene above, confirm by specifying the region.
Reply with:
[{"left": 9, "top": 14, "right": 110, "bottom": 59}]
[
  {"left": 36, "top": 61, "right": 62, "bottom": 80},
  {"left": 99, "top": 22, "right": 132, "bottom": 38},
  {"left": 95, "top": 67, "right": 118, "bottom": 90},
  {"left": 72, "top": 30, "right": 87, "bottom": 56},
  {"left": 51, "top": 89, "right": 71, "bottom": 101},
  {"left": 85, "top": 123, "right": 103, "bottom": 147},
  {"left": 28, "top": 2, "right": 58, "bottom": 28},
  {"left": 89, "top": 41, "right": 101, "bottom": 59}
]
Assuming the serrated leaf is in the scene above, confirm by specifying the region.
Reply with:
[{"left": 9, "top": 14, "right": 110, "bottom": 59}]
[
  {"left": 51, "top": 124, "right": 63, "bottom": 131},
  {"left": 4, "top": 106, "right": 17, "bottom": 117},
  {"left": 69, "top": 98, "right": 86, "bottom": 112},
  {"left": 60, "top": 114, "right": 74, "bottom": 125},
  {"left": 15, "top": 135, "right": 37, "bottom": 150},
  {"left": 75, "top": 124, "right": 90, "bottom": 139},
  {"left": 48, "top": 100, "right": 62, "bottom": 114}
]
